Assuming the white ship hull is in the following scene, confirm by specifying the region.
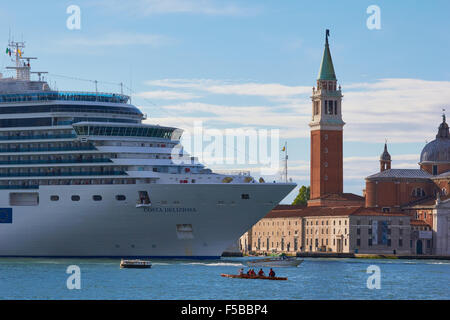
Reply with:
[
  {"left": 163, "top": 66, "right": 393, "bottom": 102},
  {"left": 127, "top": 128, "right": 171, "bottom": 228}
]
[{"left": 0, "top": 183, "right": 295, "bottom": 258}]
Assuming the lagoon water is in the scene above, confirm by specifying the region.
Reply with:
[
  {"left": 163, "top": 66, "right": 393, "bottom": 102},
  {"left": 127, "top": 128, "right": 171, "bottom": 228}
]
[{"left": 0, "top": 257, "right": 449, "bottom": 300}]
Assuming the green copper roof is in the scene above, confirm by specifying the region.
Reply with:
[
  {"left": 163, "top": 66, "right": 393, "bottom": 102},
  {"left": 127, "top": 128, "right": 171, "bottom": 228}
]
[{"left": 317, "top": 36, "right": 337, "bottom": 81}]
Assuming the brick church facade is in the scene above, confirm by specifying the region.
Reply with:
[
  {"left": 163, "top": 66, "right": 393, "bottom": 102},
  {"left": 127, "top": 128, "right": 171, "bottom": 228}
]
[{"left": 240, "top": 31, "right": 450, "bottom": 256}]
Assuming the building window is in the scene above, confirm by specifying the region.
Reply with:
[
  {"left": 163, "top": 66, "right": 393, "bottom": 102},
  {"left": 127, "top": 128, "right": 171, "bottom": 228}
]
[
  {"left": 241, "top": 194, "right": 250, "bottom": 200},
  {"left": 93, "top": 195, "right": 102, "bottom": 201},
  {"left": 412, "top": 188, "right": 426, "bottom": 197},
  {"left": 50, "top": 195, "right": 59, "bottom": 201},
  {"left": 357, "top": 228, "right": 360, "bottom": 235},
  {"left": 432, "top": 165, "right": 438, "bottom": 175},
  {"left": 116, "top": 195, "right": 126, "bottom": 201},
  {"left": 71, "top": 195, "right": 80, "bottom": 201},
  {"left": 399, "top": 239, "right": 403, "bottom": 247},
  {"left": 357, "top": 239, "right": 361, "bottom": 246},
  {"left": 368, "top": 239, "right": 372, "bottom": 246}
]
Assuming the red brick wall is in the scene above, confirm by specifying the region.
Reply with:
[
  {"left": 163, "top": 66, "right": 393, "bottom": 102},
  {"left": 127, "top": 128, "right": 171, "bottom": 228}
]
[
  {"left": 421, "top": 163, "right": 450, "bottom": 175},
  {"left": 365, "top": 179, "right": 435, "bottom": 207},
  {"left": 310, "top": 129, "right": 343, "bottom": 199}
]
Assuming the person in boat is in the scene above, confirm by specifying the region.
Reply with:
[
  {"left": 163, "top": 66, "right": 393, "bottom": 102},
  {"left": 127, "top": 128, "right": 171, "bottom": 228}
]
[
  {"left": 269, "top": 268, "right": 275, "bottom": 278},
  {"left": 239, "top": 268, "right": 244, "bottom": 275},
  {"left": 258, "top": 268, "right": 265, "bottom": 277}
]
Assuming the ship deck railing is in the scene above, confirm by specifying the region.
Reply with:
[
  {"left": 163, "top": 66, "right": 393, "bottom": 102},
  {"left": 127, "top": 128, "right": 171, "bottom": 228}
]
[
  {"left": 0, "top": 171, "right": 126, "bottom": 178},
  {"left": 0, "top": 91, "right": 130, "bottom": 104},
  {"left": 0, "top": 185, "right": 39, "bottom": 189},
  {"left": 0, "top": 134, "right": 76, "bottom": 141},
  {"left": 0, "top": 158, "right": 112, "bottom": 165},
  {"left": 0, "top": 146, "right": 97, "bottom": 153}
]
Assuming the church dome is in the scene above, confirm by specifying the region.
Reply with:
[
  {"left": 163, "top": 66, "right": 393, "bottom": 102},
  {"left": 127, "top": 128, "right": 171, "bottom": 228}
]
[{"left": 420, "top": 115, "right": 450, "bottom": 163}]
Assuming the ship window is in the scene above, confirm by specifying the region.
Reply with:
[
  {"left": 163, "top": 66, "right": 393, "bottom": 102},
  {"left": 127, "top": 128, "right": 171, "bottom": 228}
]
[
  {"left": 241, "top": 194, "right": 250, "bottom": 199},
  {"left": 71, "top": 195, "right": 80, "bottom": 201},
  {"left": 93, "top": 195, "right": 102, "bottom": 201},
  {"left": 116, "top": 195, "right": 126, "bottom": 201},
  {"left": 50, "top": 195, "right": 59, "bottom": 201}
]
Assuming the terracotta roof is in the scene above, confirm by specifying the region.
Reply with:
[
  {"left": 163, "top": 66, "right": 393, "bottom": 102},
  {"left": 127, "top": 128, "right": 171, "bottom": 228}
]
[
  {"left": 311, "top": 193, "right": 365, "bottom": 201},
  {"left": 402, "top": 194, "right": 450, "bottom": 209},
  {"left": 350, "top": 207, "right": 408, "bottom": 217},
  {"left": 273, "top": 204, "right": 307, "bottom": 211},
  {"left": 410, "top": 219, "right": 431, "bottom": 227},
  {"left": 265, "top": 205, "right": 408, "bottom": 219},
  {"left": 432, "top": 171, "right": 450, "bottom": 179},
  {"left": 366, "top": 169, "right": 432, "bottom": 180}
]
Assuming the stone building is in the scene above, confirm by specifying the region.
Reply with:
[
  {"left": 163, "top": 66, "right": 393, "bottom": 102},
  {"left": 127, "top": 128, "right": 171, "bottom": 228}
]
[
  {"left": 239, "top": 30, "right": 450, "bottom": 256},
  {"left": 240, "top": 205, "right": 411, "bottom": 255}
]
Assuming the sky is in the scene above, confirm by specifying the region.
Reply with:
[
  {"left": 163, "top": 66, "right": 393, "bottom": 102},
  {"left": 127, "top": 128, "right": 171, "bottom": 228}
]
[{"left": 1, "top": 0, "right": 450, "bottom": 203}]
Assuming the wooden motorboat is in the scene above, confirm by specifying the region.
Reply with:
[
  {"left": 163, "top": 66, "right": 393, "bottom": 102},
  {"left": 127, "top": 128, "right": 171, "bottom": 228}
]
[
  {"left": 221, "top": 273, "right": 287, "bottom": 281},
  {"left": 120, "top": 259, "right": 152, "bottom": 269},
  {"left": 246, "top": 255, "right": 303, "bottom": 267}
]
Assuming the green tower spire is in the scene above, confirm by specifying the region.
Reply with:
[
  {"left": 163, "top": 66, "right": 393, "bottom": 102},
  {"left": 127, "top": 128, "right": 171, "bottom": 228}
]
[{"left": 317, "top": 29, "right": 337, "bottom": 81}]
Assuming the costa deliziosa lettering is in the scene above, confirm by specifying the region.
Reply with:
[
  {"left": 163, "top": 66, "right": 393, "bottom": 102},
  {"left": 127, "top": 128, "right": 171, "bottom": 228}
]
[{"left": 143, "top": 207, "right": 197, "bottom": 213}]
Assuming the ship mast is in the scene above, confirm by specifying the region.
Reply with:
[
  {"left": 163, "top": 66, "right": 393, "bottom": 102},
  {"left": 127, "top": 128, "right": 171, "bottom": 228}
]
[{"left": 5, "top": 40, "right": 46, "bottom": 81}]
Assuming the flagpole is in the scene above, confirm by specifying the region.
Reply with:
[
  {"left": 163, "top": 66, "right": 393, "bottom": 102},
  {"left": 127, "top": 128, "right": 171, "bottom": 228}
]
[{"left": 285, "top": 141, "right": 288, "bottom": 183}]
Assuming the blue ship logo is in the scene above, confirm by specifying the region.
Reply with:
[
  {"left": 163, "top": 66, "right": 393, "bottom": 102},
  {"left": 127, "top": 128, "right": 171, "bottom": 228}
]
[{"left": 0, "top": 208, "right": 12, "bottom": 223}]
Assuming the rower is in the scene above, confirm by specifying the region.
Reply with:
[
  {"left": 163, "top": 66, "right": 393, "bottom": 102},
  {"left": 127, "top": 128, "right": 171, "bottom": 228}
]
[
  {"left": 269, "top": 268, "right": 275, "bottom": 278},
  {"left": 258, "top": 268, "right": 265, "bottom": 276}
]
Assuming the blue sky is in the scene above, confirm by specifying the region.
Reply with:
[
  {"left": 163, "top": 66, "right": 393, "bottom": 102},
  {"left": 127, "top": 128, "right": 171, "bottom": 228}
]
[{"left": 1, "top": 0, "right": 450, "bottom": 203}]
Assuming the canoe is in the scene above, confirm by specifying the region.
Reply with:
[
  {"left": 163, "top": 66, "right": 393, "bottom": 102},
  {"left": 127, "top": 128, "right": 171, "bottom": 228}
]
[
  {"left": 221, "top": 273, "right": 287, "bottom": 281},
  {"left": 246, "top": 258, "right": 303, "bottom": 268}
]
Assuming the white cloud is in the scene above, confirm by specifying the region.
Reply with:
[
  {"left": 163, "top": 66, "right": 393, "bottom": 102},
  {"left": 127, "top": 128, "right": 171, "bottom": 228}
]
[
  {"left": 136, "top": 90, "right": 200, "bottom": 100},
  {"left": 140, "top": 77, "right": 450, "bottom": 144}
]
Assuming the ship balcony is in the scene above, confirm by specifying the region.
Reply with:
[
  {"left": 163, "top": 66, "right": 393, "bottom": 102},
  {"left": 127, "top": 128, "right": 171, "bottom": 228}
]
[
  {"left": 0, "top": 170, "right": 126, "bottom": 178},
  {"left": 0, "top": 158, "right": 112, "bottom": 166},
  {"left": 0, "top": 146, "right": 97, "bottom": 153},
  {"left": 0, "top": 185, "right": 39, "bottom": 190},
  {"left": 0, "top": 133, "right": 76, "bottom": 141}
]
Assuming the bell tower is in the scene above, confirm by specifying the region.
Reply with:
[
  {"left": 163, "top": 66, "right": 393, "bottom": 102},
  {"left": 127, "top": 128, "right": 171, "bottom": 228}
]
[
  {"left": 380, "top": 142, "right": 391, "bottom": 172},
  {"left": 309, "top": 30, "right": 345, "bottom": 200}
]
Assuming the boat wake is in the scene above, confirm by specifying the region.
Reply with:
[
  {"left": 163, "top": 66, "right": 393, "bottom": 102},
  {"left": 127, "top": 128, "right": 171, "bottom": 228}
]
[{"left": 184, "top": 262, "right": 245, "bottom": 267}]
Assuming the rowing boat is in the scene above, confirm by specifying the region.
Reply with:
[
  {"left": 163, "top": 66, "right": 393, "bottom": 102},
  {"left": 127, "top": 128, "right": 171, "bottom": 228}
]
[{"left": 221, "top": 273, "right": 287, "bottom": 281}]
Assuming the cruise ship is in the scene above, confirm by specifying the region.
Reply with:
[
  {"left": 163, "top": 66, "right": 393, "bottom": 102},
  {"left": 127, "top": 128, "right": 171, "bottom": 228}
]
[{"left": 0, "top": 41, "right": 295, "bottom": 258}]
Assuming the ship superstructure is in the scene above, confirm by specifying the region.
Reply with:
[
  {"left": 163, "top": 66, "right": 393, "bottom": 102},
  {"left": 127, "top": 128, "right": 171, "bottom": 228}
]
[{"left": 0, "top": 41, "right": 295, "bottom": 258}]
